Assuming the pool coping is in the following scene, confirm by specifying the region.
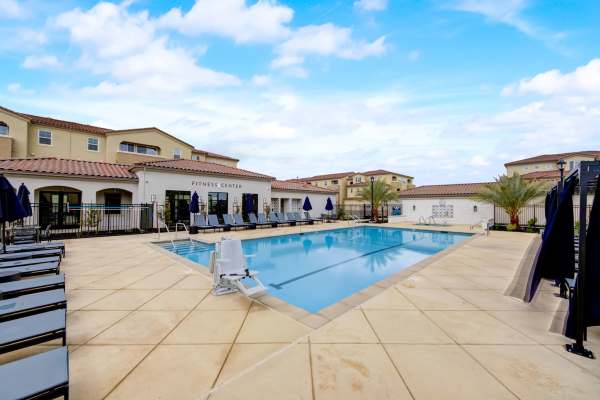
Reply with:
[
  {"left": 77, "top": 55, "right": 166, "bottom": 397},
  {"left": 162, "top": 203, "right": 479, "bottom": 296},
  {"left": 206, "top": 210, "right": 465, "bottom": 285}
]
[{"left": 150, "top": 224, "right": 482, "bottom": 329}]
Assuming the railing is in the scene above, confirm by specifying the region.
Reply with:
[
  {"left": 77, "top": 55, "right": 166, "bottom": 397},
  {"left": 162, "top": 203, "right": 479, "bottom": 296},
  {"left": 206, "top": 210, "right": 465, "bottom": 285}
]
[
  {"left": 493, "top": 204, "right": 592, "bottom": 227},
  {"left": 7, "top": 203, "right": 155, "bottom": 239},
  {"left": 339, "top": 204, "right": 402, "bottom": 221}
]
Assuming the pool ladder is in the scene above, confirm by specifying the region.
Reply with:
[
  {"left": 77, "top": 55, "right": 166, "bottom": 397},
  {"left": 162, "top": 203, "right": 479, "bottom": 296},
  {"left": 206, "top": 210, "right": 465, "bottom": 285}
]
[{"left": 164, "top": 222, "right": 194, "bottom": 251}]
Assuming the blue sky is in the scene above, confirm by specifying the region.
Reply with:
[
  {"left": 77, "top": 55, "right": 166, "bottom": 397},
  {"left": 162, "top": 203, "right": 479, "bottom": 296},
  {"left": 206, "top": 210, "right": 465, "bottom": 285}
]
[{"left": 1, "top": 0, "right": 599, "bottom": 184}]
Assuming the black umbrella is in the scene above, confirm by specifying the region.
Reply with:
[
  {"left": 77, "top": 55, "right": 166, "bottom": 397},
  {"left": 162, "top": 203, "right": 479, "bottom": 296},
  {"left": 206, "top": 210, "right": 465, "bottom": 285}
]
[
  {"left": 17, "top": 183, "right": 33, "bottom": 218},
  {"left": 0, "top": 175, "right": 28, "bottom": 253}
]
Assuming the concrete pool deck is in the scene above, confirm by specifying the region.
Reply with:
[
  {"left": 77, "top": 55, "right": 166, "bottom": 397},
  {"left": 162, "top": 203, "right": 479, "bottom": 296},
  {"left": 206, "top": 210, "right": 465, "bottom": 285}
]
[{"left": 2, "top": 222, "right": 599, "bottom": 399}]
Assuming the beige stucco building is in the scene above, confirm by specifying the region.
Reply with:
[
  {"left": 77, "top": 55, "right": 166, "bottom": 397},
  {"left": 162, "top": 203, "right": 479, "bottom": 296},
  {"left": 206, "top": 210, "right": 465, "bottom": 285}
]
[
  {"left": 0, "top": 105, "right": 238, "bottom": 167},
  {"left": 289, "top": 169, "right": 414, "bottom": 206},
  {"left": 505, "top": 151, "right": 600, "bottom": 182}
]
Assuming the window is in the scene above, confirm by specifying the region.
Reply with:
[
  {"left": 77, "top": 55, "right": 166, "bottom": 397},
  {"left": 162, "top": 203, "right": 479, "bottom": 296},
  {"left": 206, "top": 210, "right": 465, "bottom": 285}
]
[
  {"left": 569, "top": 161, "right": 574, "bottom": 170},
  {"left": 173, "top": 148, "right": 182, "bottom": 159},
  {"left": 355, "top": 176, "right": 362, "bottom": 183},
  {"left": 38, "top": 130, "right": 52, "bottom": 145},
  {"left": 104, "top": 193, "right": 122, "bottom": 215},
  {"left": 119, "top": 142, "right": 158, "bottom": 156},
  {"left": 392, "top": 176, "right": 397, "bottom": 181},
  {"left": 332, "top": 180, "right": 338, "bottom": 184},
  {"left": 191, "top": 154, "right": 200, "bottom": 161},
  {"left": 0, "top": 122, "right": 8, "bottom": 136},
  {"left": 87, "top": 137, "right": 99, "bottom": 151},
  {"left": 432, "top": 204, "right": 454, "bottom": 218}
]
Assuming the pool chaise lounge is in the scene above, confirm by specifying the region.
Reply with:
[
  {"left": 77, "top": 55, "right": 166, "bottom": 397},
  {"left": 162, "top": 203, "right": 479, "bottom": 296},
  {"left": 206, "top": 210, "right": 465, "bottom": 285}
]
[
  {"left": 257, "top": 213, "right": 277, "bottom": 227},
  {"left": 0, "top": 256, "right": 61, "bottom": 269},
  {"left": 0, "top": 249, "right": 62, "bottom": 263},
  {"left": 304, "top": 212, "right": 324, "bottom": 223},
  {"left": 192, "top": 215, "right": 217, "bottom": 232},
  {"left": 276, "top": 212, "right": 296, "bottom": 226},
  {"left": 208, "top": 214, "right": 229, "bottom": 231},
  {"left": 223, "top": 214, "right": 248, "bottom": 231},
  {"left": 5, "top": 242, "right": 66, "bottom": 257},
  {"left": 0, "top": 346, "right": 69, "bottom": 400},
  {"left": 249, "top": 213, "right": 272, "bottom": 228},
  {"left": 269, "top": 212, "right": 291, "bottom": 226},
  {"left": 1, "top": 262, "right": 61, "bottom": 277},
  {"left": 233, "top": 214, "right": 252, "bottom": 229},
  {"left": 0, "top": 274, "right": 65, "bottom": 300},
  {"left": 0, "top": 309, "right": 66, "bottom": 354},
  {"left": 0, "top": 289, "right": 66, "bottom": 322}
]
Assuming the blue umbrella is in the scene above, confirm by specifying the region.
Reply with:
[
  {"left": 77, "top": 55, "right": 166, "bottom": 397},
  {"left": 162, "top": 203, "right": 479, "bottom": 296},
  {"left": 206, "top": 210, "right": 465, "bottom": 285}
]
[
  {"left": 1, "top": 175, "right": 28, "bottom": 253},
  {"left": 302, "top": 197, "right": 312, "bottom": 212},
  {"left": 17, "top": 183, "right": 33, "bottom": 218},
  {"left": 189, "top": 192, "right": 200, "bottom": 214},
  {"left": 325, "top": 197, "right": 334, "bottom": 211}
]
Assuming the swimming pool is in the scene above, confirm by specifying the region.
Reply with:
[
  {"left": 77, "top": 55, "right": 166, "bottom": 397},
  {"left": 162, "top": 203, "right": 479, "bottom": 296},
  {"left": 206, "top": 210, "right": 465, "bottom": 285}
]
[{"left": 157, "top": 226, "right": 472, "bottom": 313}]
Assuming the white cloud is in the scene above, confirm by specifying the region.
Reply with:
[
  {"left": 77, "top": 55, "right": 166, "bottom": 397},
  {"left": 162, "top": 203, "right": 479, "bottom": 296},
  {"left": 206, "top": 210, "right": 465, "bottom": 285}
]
[
  {"left": 354, "top": 0, "right": 389, "bottom": 12},
  {"left": 0, "top": 0, "right": 22, "bottom": 19},
  {"left": 22, "top": 55, "right": 62, "bottom": 69},
  {"left": 469, "top": 155, "right": 490, "bottom": 167},
  {"left": 502, "top": 58, "right": 600, "bottom": 96},
  {"left": 158, "top": 0, "right": 293, "bottom": 44},
  {"left": 271, "top": 23, "right": 386, "bottom": 70},
  {"left": 54, "top": 2, "right": 239, "bottom": 94},
  {"left": 251, "top": 74, "right": 271, "bottom": 86},
  {"left": 7, "top": 83, "right": 35, "bottom": 95}
]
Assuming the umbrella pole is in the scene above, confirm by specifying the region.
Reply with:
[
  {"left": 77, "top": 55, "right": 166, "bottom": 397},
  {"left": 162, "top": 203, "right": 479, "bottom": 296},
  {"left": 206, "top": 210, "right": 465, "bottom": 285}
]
[{"left": 1, "top": 221, "right": 5, "bottom": 254}]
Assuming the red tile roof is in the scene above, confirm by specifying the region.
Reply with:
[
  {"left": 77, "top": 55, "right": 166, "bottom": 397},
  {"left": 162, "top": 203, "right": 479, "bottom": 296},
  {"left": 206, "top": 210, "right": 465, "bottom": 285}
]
[
  {"left": 196, "top": 149, "right": 239, "bottom": 162},
  {"left": 0, "top": 158, "right": 137, "bottom": 180},
  {"left": 398, "top": 182, "right": 491, "bottom": 198},
  {"left": 271, "top": 180, "right": 337, "bottom": 194},
  {"left": 288, "top": 172, "right": 355, "bottom": 182},
  {"left": 131, "top": 159, "right": 273, "bottom": 180},
  {"left": 505, "top": 151, "right": 600, "bottom": 166},
  {"left": 520, "top": 170, "right": 561, "bottom": 180},
  {"left": 362, "top": 169, "right": 413, "bottom": 178}
]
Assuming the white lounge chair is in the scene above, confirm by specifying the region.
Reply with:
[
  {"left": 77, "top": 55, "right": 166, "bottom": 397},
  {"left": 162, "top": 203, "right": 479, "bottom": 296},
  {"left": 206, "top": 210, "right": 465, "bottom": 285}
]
[{"left": 209, "top": 238, "right": 266, "bottom": 298}]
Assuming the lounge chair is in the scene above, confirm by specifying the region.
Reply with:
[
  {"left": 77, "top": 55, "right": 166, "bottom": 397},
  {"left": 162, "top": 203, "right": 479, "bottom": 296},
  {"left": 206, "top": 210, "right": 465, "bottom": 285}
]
[
  {"left": 5, "top": 242, "right": 65, "bottom": 256},
  {"left": 0, "top": 289, "right": 66, "bottom": 322},
  {"left": 269, "top": 212, "right": 290, "bottom": 226},
  {"left": 208, "top": 214, "right": 229, "bottom": 231},
  {"left": 234, "top": 214, "right": 253, "bottom": 229},
  {"left": 248, "top": 213, "right": 271, "bottom": 229},
  {"left": 304, "top": 212, "right": 323, "bottom": 224},
  {"left": 294, "top": 212, "right": 312, "bottom": 225},
  {"left": 0, "top": 256, "right": 61, "bottom": 269},
  {"left": 0, "top": 346, "right": 69, "bottom": 400},
  {"left": 277, "top": 212, "right": 296, "bottom": 226},
  {"left": 0, "top": 249, "right": 62, "bottom": 263},
  {"left": 0, "top": 310, "right": 66, "bottom": 354},
  {"left": 223, "top": 214, "right": 247, "bottom": 231},
  {"left": 209, "top": 238, "right": 266, "bottom": 298},
  {"left": 257, "top": 213, "right": 277, "bottom": 228},
  {"left": 192, "top": 215, "right": 216, "bottom": 232},
  {"left": 2, "top": 262, "right": 60, "bottom": 277},
  {"left": 0, "top": 274, "right": 65, "bottom": 300}
]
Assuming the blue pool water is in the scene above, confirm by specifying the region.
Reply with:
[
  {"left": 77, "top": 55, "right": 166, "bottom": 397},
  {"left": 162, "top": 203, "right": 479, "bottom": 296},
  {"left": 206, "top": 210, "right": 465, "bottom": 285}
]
[{"left": 157, "top": 226, "right": 472, "bottom": 313}]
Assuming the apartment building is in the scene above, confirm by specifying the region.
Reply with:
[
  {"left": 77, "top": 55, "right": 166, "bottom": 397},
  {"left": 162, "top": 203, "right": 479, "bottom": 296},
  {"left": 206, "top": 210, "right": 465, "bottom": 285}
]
[
  {"left": 0, "top": 106, "right": 238, "bottom": 167},
  {"left": 505, "top": 151, "right": 600, "bottom": 182},
  {"left": 290, "top": 169, "right": 414, "bottom": 206}
]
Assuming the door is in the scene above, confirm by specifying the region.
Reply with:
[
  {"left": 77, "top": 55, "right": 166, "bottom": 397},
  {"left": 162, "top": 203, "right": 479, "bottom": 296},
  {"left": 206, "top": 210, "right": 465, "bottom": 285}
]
[
  {"left": 165, "top": 191, "right": 191, "bottom": 226},
  {"left": 208, "top": 192, "right": 228, "bottom": 222},
  {"left": 241, "top": 193, "right": 258, "bottom": 220},
  {"left": 39, "top": 191, "right": 81, "bottom": 228}
]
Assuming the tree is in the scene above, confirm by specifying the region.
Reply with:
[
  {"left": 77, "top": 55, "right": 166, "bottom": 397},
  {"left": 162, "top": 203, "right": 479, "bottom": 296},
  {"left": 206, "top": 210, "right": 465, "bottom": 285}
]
[
  {"left": 474, "top": 174, "right": 547, "bottom": 230},
  {"left": 359, "top": 179, "right": 399, "bottom": 222}
]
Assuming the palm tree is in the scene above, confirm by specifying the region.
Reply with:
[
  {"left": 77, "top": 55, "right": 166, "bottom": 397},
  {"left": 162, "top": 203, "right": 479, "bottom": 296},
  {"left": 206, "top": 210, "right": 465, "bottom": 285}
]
[
  {"left": 359, "top": 179, "right": 399, "bottom": 222},
  {"left": 474, "top": 174, "right": 547, "bottom": 230}
]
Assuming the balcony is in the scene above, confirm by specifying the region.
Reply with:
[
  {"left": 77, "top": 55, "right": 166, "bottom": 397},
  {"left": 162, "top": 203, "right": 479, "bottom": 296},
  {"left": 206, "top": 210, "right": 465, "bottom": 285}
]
[{"left": 115, "top": 151, "right": 166, "bottom": 164}]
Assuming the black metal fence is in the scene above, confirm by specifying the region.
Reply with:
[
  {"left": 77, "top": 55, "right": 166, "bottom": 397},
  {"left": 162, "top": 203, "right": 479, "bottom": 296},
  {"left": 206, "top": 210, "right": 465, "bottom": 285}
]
[
  {"left": 493, "top": 204, "right": 592, "bottom": 227},
  {"left": 7, "top": 203, "right": 155, "bottom": 239},
  {"left": 338, "top": 203, "right": 402, "bottom": 221}
]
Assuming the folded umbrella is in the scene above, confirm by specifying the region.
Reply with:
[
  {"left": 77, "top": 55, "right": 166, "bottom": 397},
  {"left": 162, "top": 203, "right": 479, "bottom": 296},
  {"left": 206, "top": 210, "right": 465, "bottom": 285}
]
[{"left": 0, "top": 175, "right": 28, "bottom": 253}]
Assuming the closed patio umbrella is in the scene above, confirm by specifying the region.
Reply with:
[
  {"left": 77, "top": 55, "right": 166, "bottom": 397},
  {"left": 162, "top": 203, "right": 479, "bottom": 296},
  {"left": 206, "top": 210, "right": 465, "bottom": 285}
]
[
  {"left": 189, "top": 192, "right": 200, "bottom": 215},
  {"left": 325, "top": 197, "right": 334, "bottom": 219},
  {"left": 0, "top": 175, "right": 28, "bottom": 253},
  {"left": 17, "top": 183, "right": 33, "bottom": 218},
  {"left": 302, "top": 197, "right": 312, "bottom": 213}
]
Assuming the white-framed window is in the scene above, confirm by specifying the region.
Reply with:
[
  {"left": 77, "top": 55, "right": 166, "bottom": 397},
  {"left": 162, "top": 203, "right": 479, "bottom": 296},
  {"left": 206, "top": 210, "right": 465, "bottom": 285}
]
[
  {"left": 191, "top": 154, "right": 200, "bottom": 161},
  {"left": 355, "top": 176, "right": 362, "bottom": 183},
  {"left": 0, "top": 121, "right": 8, "bottom": 136},
  {"left": 173, "top": 148, "right": 182, "bottom": 159},
  {"left": 38, "top": 129, "right": 52, "bottom": 145},
  {"left": 87, "top": 137, "right": 99, "bottom": 152}
]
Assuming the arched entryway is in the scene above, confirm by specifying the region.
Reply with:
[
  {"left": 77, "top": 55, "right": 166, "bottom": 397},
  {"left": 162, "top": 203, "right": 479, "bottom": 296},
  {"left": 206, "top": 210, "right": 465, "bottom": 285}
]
[
  {"left": 36, "top": 186, "right": 82, "bottom": 229},
  {"left": 95, "top": 188, "right": 135, "bottom": 232}
]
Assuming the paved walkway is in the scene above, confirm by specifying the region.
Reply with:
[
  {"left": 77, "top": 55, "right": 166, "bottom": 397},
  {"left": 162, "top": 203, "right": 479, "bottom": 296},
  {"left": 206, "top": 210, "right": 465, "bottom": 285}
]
[{"left": 1, "top": 223, "right": 598, "bottom": 399}]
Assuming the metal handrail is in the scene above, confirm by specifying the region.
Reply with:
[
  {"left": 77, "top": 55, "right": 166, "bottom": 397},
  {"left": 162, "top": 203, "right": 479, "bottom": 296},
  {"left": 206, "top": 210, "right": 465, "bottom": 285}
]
[{"left": 174, "top": 222, "right": 193, "bottom": 244}]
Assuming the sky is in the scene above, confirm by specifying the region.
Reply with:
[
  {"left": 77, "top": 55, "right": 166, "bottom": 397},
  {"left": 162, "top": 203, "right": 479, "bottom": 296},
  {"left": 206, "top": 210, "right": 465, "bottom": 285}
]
[{"left": 1, "top": 0, "right": 599, "bottom": 185}]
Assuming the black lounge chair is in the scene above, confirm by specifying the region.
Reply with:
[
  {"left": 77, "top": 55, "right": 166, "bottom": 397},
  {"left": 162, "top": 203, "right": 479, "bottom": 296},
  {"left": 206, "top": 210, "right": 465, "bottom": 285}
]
[
  {"left": 223, "top": 214, "right": 247, "bottom": 231},
  {"left": 0, "top": 249, "right": 62, "bottom": 263},
  {"left": 0, "top": 289, "right": 66, "bottom": 322},
  {"left": 0, "top": 256, "right": 60, "bottom": 269},
  {"left": 258, "top": 213, "right": 277, "bottom": 228},
  {"left": 192, "top": 215, "right": 216, "bottom": 232},
  {"left": 0, "top": 346, "right": 69, "bottom": 400},
  {"left": 0, "top": 309, "right": 66, "bottom": 354},
  {"left": 0, "top": 274, "right": 65, "bottom": 300},
  {"left": 6, "top": 242, "right": 65, "bottom": 256},
  {"left": 248, "top": 213, "right": 271, "bottom": 228},
  {"left": 208, "top": 214, "right": 229, "bottom": 231},
  {"left": 1, "top": 262, "right": 60, "bottom": 277}
]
